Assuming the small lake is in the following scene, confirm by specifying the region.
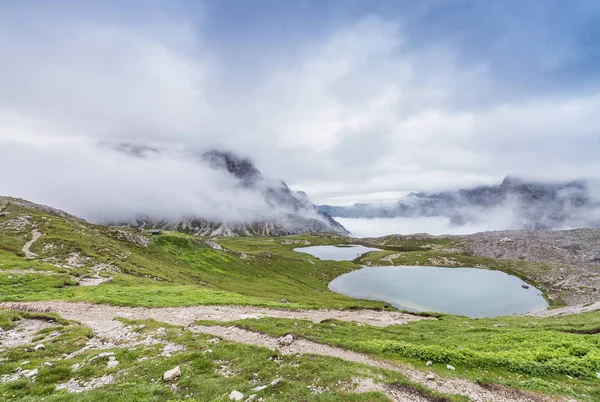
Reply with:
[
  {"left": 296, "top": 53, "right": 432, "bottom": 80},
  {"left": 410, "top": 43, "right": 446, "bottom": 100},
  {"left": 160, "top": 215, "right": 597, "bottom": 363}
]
[
  {"left": 329, "top": 266, "right": 548, "bottom": 317},
  {"left": 294, "top": 244, "right": 381, "bottom": 261}
]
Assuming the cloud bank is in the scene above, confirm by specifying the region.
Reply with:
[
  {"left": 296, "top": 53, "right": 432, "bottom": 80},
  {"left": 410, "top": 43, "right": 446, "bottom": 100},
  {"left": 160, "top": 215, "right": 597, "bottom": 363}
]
[{"left": 1, "top": 1, "right": 599, "bottom": 225}]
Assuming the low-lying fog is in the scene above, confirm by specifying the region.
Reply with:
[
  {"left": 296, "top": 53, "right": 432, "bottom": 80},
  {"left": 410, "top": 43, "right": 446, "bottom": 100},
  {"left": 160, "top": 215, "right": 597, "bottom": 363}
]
[{"left": 338, "top": 217, "right": 498, "bottom": 237}]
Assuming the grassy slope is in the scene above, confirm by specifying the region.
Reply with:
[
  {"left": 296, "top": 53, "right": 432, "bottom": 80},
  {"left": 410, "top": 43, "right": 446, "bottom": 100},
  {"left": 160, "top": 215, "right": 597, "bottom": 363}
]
[
  {"left": 203, "top": 311, "right": 600, "bottom": 401},
  {"left": 0, "top": 201, "right": 380, "bottom": 309},
  {"left": 0, "top": 310, "right": 463, "bottom": 402}
]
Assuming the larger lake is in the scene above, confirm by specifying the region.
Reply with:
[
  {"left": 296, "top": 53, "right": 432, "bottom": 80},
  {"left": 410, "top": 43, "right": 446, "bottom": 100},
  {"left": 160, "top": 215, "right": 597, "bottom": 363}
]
[
  {"left": 296, "top": 245, "right": 548, "bottom": 317},
  {"left": 330, "top": 266, "right": 548, "bottom": 317}
]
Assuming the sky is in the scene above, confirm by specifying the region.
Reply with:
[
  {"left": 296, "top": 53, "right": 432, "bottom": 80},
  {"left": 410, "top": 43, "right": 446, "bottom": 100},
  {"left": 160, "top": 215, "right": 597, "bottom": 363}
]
[{"left": 1, "top": 0, "right": 600, "bottom": 217}]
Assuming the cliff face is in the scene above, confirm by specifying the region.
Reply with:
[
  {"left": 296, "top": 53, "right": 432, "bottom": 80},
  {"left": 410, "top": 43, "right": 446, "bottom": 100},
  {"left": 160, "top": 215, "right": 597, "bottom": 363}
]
[
  {"left": 130, "top": 150, "right": 348, "bottom": 236},
  {"left": 319, "top": 177, "right": 599, "bottom": 230}
]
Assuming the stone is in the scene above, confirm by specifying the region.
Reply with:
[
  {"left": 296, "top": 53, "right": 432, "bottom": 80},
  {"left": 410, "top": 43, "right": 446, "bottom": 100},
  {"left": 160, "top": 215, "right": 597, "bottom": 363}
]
[
  {"left": 163, "top": 366, "right": 181, "bottom": 381},
  {"left": 426, "top": 374, "right": 435, "bottom": 381},
  {"left": 90, "top": 352, "right": 115, "bottom": 362},
  {"left": 446, "top": 364, "right": 456, "bottom": 371},
  {"left": 270, "top": 377, "right": 282, "bottom": 386},
  {"left": 42, "top": 362, "right": 53, "bottom": 367},
  {"left": 23, "top": 369, "right": 38, "bottom": 379},
  {"left": 280, "top": 299, "right": 289, "bottom": 303},
  {"left": 252, "top": 385, "right": 267, "bottom": 392},
  {"left": 229, "top": 390, "right": 244, "bottom": 401},
  {"left": 597, "top": 372, "right": 600, "bottom": 379},
  {"left": 34, "top": 344, "right": 45, "bottom": 351},
  {"left": 71, "top": 363, "right": 81, "bottom": 372},
  {"left": 278, "top": 334, "right": 294, "bottom": 346},
  {"left": 426, "top": 361, "right": 433, "bottom": 367},
  {"left": 107, "top": 359, "right": 119, "bottom": 369}
]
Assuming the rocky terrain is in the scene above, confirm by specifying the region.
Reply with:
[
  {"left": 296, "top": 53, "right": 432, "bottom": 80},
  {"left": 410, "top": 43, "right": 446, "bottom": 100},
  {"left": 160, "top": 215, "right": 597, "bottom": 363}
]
[
  {"left": 364, "top": 228, "right": 600, "bottom": 306},
  {"left": 319, "top": 176, "right": 600, "bottom": 230},
  {"left": 464, "top": 229, "right": 600, "bottom": 305}
]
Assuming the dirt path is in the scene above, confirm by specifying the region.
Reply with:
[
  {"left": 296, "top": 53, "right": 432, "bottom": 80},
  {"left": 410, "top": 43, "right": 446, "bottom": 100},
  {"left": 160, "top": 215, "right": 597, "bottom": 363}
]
[
  {"left": 21, "top": 230, "right": 41, "bottom": 258},
  {"left": 192, "top": 325, "right": 555, "bottom": 402},
  {"left": 1, "top": 301, "right": 559, "bottom": 402},
  {"left": 0, "top": 301, "right": 427, "bottom": 329},
  {"left": 526, "top": 300, "right": 600, "bottom": 317}
]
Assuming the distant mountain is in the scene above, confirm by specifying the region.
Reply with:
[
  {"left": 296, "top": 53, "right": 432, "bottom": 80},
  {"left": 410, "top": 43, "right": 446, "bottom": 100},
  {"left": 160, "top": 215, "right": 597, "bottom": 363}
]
[
  {"left": 318, "top": 176, "right": 600, "bottom": 230},
  {"left": 127, "top": 150, "right": 349, "bottom": 236}
]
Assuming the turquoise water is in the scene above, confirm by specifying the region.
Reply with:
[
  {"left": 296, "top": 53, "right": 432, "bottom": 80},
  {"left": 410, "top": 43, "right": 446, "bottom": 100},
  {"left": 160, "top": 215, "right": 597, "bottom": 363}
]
[
  {"left": 329, "top": 265, "right": 548, "bottom": 317},
  {"left": 294, "top": 244, "right": 381, "bottom": 261}
]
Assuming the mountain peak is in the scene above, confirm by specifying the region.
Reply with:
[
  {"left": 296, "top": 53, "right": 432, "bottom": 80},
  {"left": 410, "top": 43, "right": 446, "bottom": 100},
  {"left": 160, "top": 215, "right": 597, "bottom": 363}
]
[{"left": 202, "top": 150, "right": 262, "bottom": 184}]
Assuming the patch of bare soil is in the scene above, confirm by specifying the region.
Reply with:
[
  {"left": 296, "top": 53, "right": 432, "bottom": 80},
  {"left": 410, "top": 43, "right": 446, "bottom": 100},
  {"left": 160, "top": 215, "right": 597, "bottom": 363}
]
[{"left": 0, "top": 318, "right": 54, "bottom": 349}]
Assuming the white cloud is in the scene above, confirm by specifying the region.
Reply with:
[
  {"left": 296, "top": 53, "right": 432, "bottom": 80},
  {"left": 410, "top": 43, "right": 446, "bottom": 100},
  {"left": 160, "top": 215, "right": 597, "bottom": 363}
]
[{"left": 0, "top": 5, "right": 599, "bottom": 221}]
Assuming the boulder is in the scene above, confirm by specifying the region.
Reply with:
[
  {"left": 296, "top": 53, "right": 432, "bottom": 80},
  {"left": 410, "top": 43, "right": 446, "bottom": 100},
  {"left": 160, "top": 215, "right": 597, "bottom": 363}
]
[
  {"left": 278, "top": 334, "right": 294, "bottom": 346},
  {"left": 229, "top": 390, "right": 244, "bottom": 401},
  {"left": 163, "top": 366, "right": 181, "bottom": 381}
]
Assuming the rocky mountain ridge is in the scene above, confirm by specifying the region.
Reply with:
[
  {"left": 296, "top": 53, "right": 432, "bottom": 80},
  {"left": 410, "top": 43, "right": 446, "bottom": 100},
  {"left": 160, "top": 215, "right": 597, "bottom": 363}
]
[
  {"left": 126, "top": 150, "right": 348, "bottom": 236},
  {"left": 319, "top": 176, "right": 600, "bottom": 231}
]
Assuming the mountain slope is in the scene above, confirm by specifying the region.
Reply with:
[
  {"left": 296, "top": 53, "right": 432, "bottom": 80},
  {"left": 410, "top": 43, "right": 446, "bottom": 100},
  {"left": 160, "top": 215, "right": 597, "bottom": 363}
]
[
  {"left": 124, "top": 150, "right": 348, "bottom": 236},
  {"left": 0, "top": 196, "right": 363, "bottom": 308}
]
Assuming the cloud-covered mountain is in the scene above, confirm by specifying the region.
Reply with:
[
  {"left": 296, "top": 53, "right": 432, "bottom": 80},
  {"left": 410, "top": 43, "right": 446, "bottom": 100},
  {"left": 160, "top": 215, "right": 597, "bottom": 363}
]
[
  {"left": 123, "top": 150, "right": 348, "bottom": 236},
  {"left": 319, "top": 177, "right": 600, "bottom": 231}
]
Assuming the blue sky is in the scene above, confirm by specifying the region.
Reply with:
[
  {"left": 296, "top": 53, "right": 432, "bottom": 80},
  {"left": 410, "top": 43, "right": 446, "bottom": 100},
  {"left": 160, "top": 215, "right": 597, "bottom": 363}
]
[{"left": 1, "top": 0, "right": 599, "bottom": 209}]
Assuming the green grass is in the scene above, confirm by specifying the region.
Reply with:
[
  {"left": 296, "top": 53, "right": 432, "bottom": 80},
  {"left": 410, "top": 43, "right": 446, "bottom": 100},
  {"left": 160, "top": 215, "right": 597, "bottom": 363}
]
[
  {"left": 0, "top": 311, "right": 464, "bottom": 401},
  {"left": 0, "top": 201, "right": 383, "bottom": 309},
  {"left": 208, "top": 311, "right": 600, "bottom": 401}
]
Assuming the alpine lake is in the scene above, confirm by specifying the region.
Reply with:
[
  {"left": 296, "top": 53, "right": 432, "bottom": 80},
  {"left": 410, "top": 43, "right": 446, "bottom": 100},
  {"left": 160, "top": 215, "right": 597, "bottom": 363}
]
[{"left": 295, "top": 245, "right": 548, "bottom": 318}]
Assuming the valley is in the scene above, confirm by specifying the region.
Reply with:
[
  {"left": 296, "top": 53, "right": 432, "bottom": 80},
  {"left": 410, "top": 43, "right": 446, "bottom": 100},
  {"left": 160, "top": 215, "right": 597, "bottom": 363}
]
[{"left": 0, "top": 196, "right": 599, "bottom": 401}]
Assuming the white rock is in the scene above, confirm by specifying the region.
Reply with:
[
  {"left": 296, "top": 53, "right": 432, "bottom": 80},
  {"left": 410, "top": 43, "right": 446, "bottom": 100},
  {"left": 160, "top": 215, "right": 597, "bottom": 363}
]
[
  {"left": 21, "top": 361, "right": 30, "bottom": 365},
  {"left": 270, "top": 377, "right": 282, "bottom": 386},
  {"left": 446, "top": 364, "right": 456, "bottom": 371},
  {"left": 42, "top": 362, "right": 53, "bottom": 367},
  {"left": 107, "top": 360, "right": 119, "bottom": 369},
  {"left": 252, "top": 385, "right": 267, "bottom": 392},
  {"left": 204, "top": 349, "right": 213, "bottom": 354},
  {"left": 207, "top": 338, "right": 220, "bottom": 344},
  {"left": 229, "top": 390, "right": 244, "bottom": 401},
  {"left": 34, "top": 344, "right": 45, "bottom": 351},
  {"left": 426, "top": 374, "right": 435, "bottom": 380},
  {"left": 426, "top": 361, "right": 433, "bottom": 367},
  {"left": 278, "top": 334, "right": 294, "bottom": 346},
  {"left": 23, "top": 369, "right": 38, "bottom": 379},
  {"left": 90, "top": 351, "right": 115, "bottom": 362},
  {"left": 163, "top": 366, "right": 181, "bottom": 381},
  {"left": 71, "top": 363, "right": 81, "bottom": 372},
  {"left": 597, "top": 372, "right": 600, "bottom": 379}
]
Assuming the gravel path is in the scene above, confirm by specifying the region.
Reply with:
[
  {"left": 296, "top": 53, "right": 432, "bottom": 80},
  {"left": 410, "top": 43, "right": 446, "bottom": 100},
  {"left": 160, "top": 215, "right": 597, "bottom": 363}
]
[
  {"left": 21, "top": 230, "right": 41, "bottom": 258},
  {"left": 1, "top": 301, "right": 562, "bottom": 402},
  {"left": 192, "top": 325, "right": 556, "bottom": 402},
  {"left": 0, "top": 301, "right": 427, "bottom": 329}
]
